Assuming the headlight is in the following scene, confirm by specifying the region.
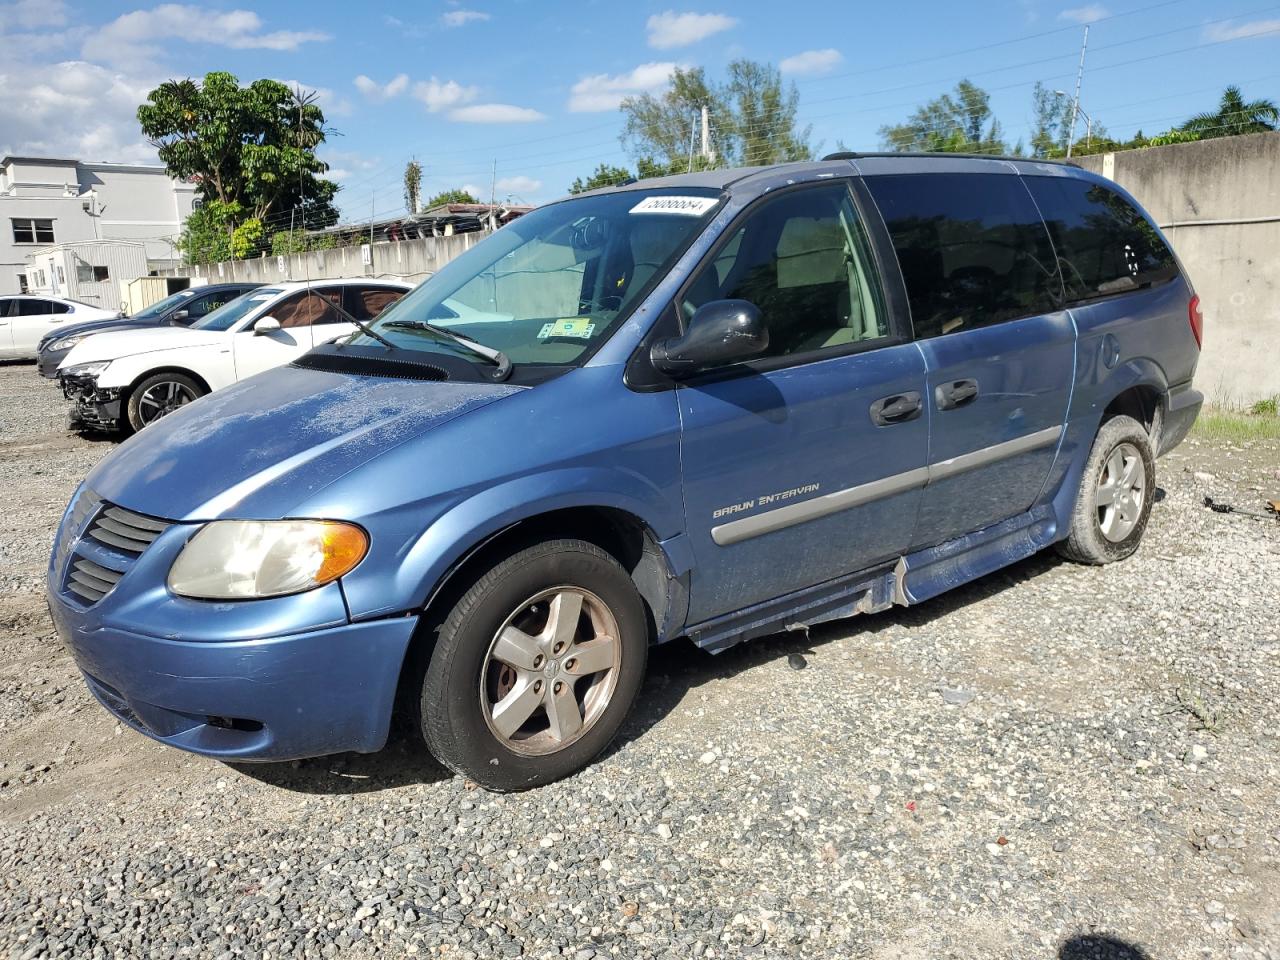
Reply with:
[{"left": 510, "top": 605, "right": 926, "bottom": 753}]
[
  {"left": 167, "top": 520, "right": 369, "bottom": 600},
  {"left": 61, "top": 361, "right": 110, "bottom": 379},
  {"left": 48, "top": 334, "right": 86, "bottom": 352}
]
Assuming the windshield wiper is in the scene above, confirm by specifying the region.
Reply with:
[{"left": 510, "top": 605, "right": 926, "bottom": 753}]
[
  {"left": 333, "top": 307, "right": 398, "bottom": 351},
  {"left": 383, "top": 320, "right": 512, "bottom": 381}
]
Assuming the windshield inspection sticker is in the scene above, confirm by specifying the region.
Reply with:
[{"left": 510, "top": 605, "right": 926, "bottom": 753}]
[
  {"left": 538, "top": 318, "right": 597, "bottom": 339},
  {"left": 629, "top": 196, "right": 718, "bottom": 216}
]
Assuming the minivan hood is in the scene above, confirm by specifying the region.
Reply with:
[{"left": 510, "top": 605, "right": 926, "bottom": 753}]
[
  {"left": 59, "top": 325, "right": 225, "bottom": 367},
  {"left": 84, "top": 365, "right": 522, "bottom": 520}
]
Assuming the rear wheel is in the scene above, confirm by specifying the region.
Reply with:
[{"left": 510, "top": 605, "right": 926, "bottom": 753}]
[
  {"left": 126, "top": 372, "right": 205, "bottom": 431},
  {"left": 417, "top": 539, "right": 648, "bottom": 791},
  {"left": 1057, "top": 414, "right": 1156, "bottom": 564}
]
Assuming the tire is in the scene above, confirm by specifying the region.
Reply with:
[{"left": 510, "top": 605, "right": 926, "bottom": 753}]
[
  {"left": 417, "top": 539, "right": 649, "bottom": 791},
  {"left": 126, "top": 372, "right": 205, "bottom": 432},
  {"left": 1056, "top": 414, "right": 1156, "bottom": 565}
]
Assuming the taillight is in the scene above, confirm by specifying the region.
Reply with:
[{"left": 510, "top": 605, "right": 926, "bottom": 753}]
[{"left": 1188, "top": 294, "right": 1203, "bottom": 348}]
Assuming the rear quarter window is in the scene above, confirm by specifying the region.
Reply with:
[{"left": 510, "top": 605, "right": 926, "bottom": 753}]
[
  {"left": 865, "top": 173, "right": 1063, "bottom": 339},
  {"left": 1023, "top": 176, "right": 1179, "bottom": 303}
]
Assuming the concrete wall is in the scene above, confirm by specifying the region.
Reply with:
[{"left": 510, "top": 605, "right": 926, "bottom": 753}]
[
  {"left": 155, "top": 231, "right": 485, "bottom": 287},
  {"left": 1074, "top": 132, "right": 1280, "bottom": 406}
]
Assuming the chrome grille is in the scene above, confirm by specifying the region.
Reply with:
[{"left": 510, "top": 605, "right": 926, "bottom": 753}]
[
  {"left": 67, "top": 558, "right": 124, "bottom": 603},
  {"left": 60, "top": 501, "right": 173, "bottom": 607},
  {"left": 86, "top": 506, "right": 170, "bottom": 554}
]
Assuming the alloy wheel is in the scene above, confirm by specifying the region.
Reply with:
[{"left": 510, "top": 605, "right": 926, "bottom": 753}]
[
  {"left": 137, "top": 380, "right": 197, "bottom": 425},
  {"left": 1095, "top": 441, "right": 1146, "bottom": 542},
  {"left": 480, "top": 587, "right": 622, "bottom": 756}
]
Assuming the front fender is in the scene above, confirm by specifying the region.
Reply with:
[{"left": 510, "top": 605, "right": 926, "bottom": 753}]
[
  {"left": 342, "top": 467, "right": 687, "bottom": 622},
  {"left": 94, "top": 348, "right": 231, "bottom": 392}
]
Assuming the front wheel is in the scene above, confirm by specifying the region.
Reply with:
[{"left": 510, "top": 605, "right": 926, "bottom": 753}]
[
  {"left": 126, "top": 372, "right": 205, "bottom": 431},
  {"left": 1056, "top": 414, "right": 1156, "bottom": 565},
  {"left": 417, "top": 539, "right": 648, "bottom": 791}
]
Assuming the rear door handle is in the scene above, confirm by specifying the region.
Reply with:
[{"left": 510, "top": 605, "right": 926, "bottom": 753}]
[
  {"left": 870, "top": 391, "right": 923, "bottom": 426},
  {"left": 935, "top": 378, "right": 979, "bottom": 411}
]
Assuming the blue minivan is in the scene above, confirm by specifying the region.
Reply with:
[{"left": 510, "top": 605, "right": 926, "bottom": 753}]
[{"left": 48, "top": 154, "right": 1203, "bottom": 790}]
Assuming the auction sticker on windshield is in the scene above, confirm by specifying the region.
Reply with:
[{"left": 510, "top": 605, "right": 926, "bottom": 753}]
[
  {"left": 538, "top": 318, "right": 597, "bottom": 339},
  {"left": 629, "top": 196, "right": 718, "bottom": 216}
]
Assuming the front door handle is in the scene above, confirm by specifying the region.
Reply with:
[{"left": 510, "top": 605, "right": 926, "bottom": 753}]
[
  {"left": 870, "top": 391, "right": 923, "bottom": 426},
  {"left": 935, "top": 378, "right": 979, "bottom": 411}
]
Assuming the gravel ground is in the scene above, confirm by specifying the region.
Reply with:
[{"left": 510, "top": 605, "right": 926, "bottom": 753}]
[{"left": 2, "top": 360, "right": 1279, "bottom": 960}]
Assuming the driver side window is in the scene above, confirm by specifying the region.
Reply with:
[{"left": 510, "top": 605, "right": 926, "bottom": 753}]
[
  {"left": 270, "top": 289, "right": 345, "bottom": 328},
  {"left": 680, "top": 183, "right": 889, "bottom": 360}
]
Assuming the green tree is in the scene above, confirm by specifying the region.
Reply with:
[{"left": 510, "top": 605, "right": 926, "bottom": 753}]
[
  {"left": 879, "top": 80, "right": 1007, "bottom": 154},
  {"left": 138, "top": 72, "right": 339, "bottom": 241},
  {"left": 1030, "top": 82, "right": 1071, "bottom": 158},
  {"left": 423, "top": 188, "right": 480, "bottom": 208},
  {"left": 569, "top": 163, "right": 635, "bottom": 194},
  {"left": 404, "top": 159, "right": 423, "bottom": 214},
  {"left": 723, "top": 60, "right": 813, "bottom": 165},
  {"left": 1182, "top": 85, "right": 1280, "bottom": 139},
  {"left": 619, "top": 60, "right": 812, "bottom": 171},
  {"left": 178, "top": 200, "right": 240, "bottom": 263}
]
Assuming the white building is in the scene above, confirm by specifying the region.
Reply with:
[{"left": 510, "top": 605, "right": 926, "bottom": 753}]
[{"left": 0, "top": 155, "right": 196, "bottom": 296}]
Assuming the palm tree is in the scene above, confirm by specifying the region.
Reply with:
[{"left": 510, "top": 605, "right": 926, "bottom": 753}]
[{"left": 1182, "top": 85, "right": 1280, "bottom": 139}]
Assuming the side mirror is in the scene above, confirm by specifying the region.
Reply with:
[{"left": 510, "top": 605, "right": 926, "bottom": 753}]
[
  {"left": 253, "top": 315, "right": 281, "bottom": 335},
  {"left": 170, "top": 309, "right": 189, "bottom": 323},
  {"left": 650, "top": 299, "right": 769, "bottom": 377}
]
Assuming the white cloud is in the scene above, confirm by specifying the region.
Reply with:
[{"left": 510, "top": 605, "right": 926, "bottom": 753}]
[
  {"left": 449, "top": 103, "right": 546, "bottom": 123},
  {"left": 779, "top": 48, "right": 842, "bottom": 76},
  {"left": 495, "top": 175, "right": 541, "bottom": 195},
  {"left": 83, "top": 5, "right": 329, "bottom": 67},
  {"left": 276, "top": 78, "right": 352, "bottom": 117},
  {"left": 441, "top": 9, "right": 490, "bottom": 27},
  {"left": 568, "top": 61, "right": 678, "bottom": 112},
  {"left": 354, "top": 73, "right": 409, "bottom": 101},
  {"left": 646, "top": 10, "right": 736, "bottom": 49},
  {"left": 1058, "top": 5, "right": 1109, "bottom": 23},
  {"left": 0, "top": 60, "right": 158, "bottom": 163},
  {"left": 412, "top": 77, "right": 480, "bottom": 113},
  {"left": 1203, "top": 18, "right": 1280, "bottom": 42},
  {"left": 0, "top": 0, "right": 69, "bottom": 30}
]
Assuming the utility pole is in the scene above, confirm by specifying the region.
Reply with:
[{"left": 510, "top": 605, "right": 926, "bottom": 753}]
[
  {"left": 687, "top": 111, "right": 698, "bottom": 172},
  {"left": 1066, "top": 25, "right": 1090, "bottom": 159},
  {"left": 700, "top": 105, "right": 714, "bottom": 163},
  {"left": 489, "top": 158, "right": 497, "bottom": 231}
]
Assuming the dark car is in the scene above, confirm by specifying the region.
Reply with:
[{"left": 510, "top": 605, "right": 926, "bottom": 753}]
[{"left": 36, "top": 283, "right": 261, "bottom": 378}]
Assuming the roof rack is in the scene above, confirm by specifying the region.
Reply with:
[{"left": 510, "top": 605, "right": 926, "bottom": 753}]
[{"left": 822, "top": 151, "right": 1068, "bottom": 165}]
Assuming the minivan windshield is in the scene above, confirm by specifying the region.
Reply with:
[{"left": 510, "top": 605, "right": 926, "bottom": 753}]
[
  {"left": 131, "top": 289, "right": 195, "bottom": 322},
  {"left": 348, "top": 188, "right": 722, "bottom": 366},
  {"left": 192, "top": 288, "right": 281, "bottom": 331}
]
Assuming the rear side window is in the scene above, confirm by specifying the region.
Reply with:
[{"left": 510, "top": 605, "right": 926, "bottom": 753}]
[
  {"left": 866, "top": 173, "right": 1062, "bottom": 339},
  {"left": 1024, "top": 176, "right": 1178, "bottom": 303},
  {"left": 17, "top": 299, "right": 61, "bottom": 316},
  {"left": 344, "top": 285, "right": 405, "bottom": 322}
]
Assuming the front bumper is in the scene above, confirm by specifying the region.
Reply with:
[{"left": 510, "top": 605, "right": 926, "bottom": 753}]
[
  {"left": 48, "top": 593, "right": 419, "bottom": 761},
  {"left": 59, "top": 372, "right": 123, "bottom": 430},
  {"left": 38, "top": 348, "right": 69, "bottom": 378}
]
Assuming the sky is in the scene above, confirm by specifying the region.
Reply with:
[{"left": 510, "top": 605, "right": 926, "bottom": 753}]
[{"left": 1, "top": 0, "right": 1279, "bottom": 225}]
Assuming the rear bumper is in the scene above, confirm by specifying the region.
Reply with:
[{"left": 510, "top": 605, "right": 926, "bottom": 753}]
[
  {"left": 48, "top": 593, "right": 419, "bottom": 761},
  {"left": 1158, "top": 382, "right": 1202, "bottom": 456}
]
